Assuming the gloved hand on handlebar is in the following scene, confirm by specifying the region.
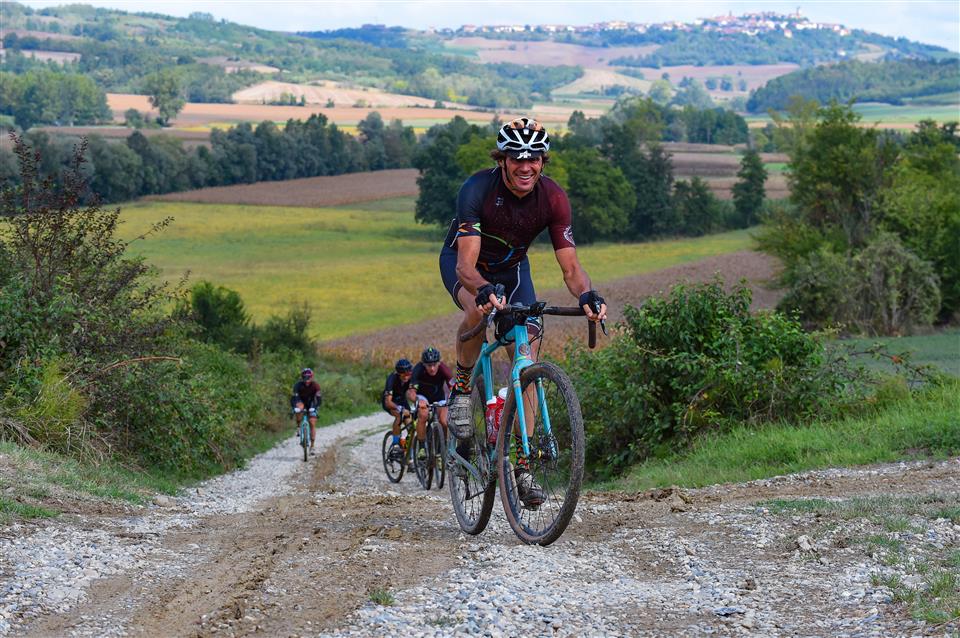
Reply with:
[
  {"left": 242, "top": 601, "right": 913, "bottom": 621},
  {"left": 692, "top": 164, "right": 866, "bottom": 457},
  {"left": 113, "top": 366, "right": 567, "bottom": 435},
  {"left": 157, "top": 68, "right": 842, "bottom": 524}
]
[
  {"left": 578, "top": 290, "right": 608, "bottom": 324},
  {"left": 475, "top": 283, "right": 506, "bottom": 313}
]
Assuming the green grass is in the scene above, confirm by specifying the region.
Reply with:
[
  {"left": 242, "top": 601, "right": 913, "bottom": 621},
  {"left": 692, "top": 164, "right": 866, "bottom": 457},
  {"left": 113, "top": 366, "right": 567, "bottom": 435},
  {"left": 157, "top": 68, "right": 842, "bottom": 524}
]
[
  {"left": 0, "top": 420, "right": 300, "bottom": 521},
  {"left": 118, "top": 197, "right": 753, "bottom": 340},
  {"left": 368, "top": 587, "right": 395, "bottom": 606},
  {"left": 745, "top": 101, "right": 959, "bottom": 127},
  {"left": 611, "top": 379, "right": 960, "bottom": 492},
  {"left": 0, "top": 439, "right": 176, "bottom": 504},
  {"left": 0, "top": 496, "right": 58, "bottom": 523},
  {"left": 837, "top": 330, "right": 960, "bottom": 377}
]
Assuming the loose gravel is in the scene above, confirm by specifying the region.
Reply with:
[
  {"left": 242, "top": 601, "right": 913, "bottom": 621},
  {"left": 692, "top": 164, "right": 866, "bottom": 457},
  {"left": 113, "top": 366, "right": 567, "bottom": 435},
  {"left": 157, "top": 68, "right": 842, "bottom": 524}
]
[
  {"left": 0, "top": 414, "right": 384, "bottom": 636},
  {"left": 2, "top": 413, "right": 957, "bottom": 637}
]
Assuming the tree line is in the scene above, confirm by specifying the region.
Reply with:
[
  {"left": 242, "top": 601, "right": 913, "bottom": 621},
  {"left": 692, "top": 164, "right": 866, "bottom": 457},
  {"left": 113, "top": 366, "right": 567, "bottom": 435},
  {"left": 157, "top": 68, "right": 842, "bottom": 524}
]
[
  {"left": 0, "top": 112, "right": 418, "bottom": 203},
  {"left": 414, "top": 98, "right": 762, "bottom": 243},
  {"left": 747, "top": 59, "right": 960, "bottom": 112}
]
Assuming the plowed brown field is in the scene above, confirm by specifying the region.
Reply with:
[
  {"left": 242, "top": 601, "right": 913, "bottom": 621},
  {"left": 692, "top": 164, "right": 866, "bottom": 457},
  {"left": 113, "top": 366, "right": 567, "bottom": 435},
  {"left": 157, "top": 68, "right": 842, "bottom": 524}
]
[{"left": 147, "top": 168, "right": 419, "bottom": 207}]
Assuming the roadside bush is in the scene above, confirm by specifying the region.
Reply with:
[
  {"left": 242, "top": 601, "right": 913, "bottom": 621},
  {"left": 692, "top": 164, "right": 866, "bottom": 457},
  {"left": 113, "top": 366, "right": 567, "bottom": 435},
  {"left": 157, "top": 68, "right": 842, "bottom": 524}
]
[
  {"left": 257, "top": 302, "right": 314, "bottom": 360},
  {"left": 852, "top": 233, "right": 940, "bottom": 336},
  {"left": 776, "top": 244, "right": 857, "bottom": 329},
  {"left": 777, "top": 235, "right": 940, "bottom": 336},
  {"left": 175, "top": 280, "right": 254, "bottom": 354},
  {"left": 96, "top": 341, "right": 286, "bottom": 476},
  {"left": 567, "top": 279, "right": 875, "bottom": 478}
]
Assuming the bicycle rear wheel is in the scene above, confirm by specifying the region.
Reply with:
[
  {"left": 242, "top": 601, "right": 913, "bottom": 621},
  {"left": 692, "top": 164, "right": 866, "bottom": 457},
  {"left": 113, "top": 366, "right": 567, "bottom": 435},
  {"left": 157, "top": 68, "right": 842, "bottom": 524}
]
[
  {"left": 381, "top": 431, "right": 405, "bottom": 483},
  {"left": 449, "top": 375, "right": 496, "bottom": 535},
  {"left": 496, "top": 362, "right": 584, "bottom": 546},
  {"left": 413, "top": 434, "right": 431, "bottom": 490},
  {"left": 429, "top": 421, "right": 446, "bottom": 490}
]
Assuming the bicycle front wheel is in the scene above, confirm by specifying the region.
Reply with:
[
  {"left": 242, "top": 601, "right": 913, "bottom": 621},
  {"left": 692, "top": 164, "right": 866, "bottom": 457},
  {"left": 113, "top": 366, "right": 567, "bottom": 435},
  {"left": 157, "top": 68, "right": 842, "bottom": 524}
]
[
  {"left": 496, "top": 362, "right": 585, "bottom": 546},
  {"left": 381, "top": 431, "right": 405, "bottom": 483},
  {"left": 429, "top": 421, "right": 446, "bottom": 490},
  {"left": 414, "top": 434, "right": 431, "bottom": 490},
  {"left": 300, "top": 420, "right": 309, "bottom": 462},
  {"left": 449, "top": 375, "right": 496, "bottom": 535}
]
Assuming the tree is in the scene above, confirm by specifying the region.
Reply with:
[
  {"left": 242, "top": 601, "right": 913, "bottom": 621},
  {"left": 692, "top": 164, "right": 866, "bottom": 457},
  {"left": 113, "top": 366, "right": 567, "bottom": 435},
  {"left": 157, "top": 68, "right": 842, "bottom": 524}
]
[
  {"left": 671, "top": 79, "right": 713, "bottom": 109},
  {"left": 144, "top": 70, "right": 185, "bottom": 126},
  {"left": 787, "top": 102, "right": 899, "bottom": 250},
  {"left": 731, "top": 149, "right": 767, "bottom": 227},
  {"left": 647, "top": 79, "right": 672, "bottom": 106},
  {"left": 673, "top": 177, "right": 721, "bottom": 236},
  {"left": 565, "top": 148, "right": 635, "bottom": 243},
  {"left": 413, "top": 117, "right": 481, "bottom": 226}
]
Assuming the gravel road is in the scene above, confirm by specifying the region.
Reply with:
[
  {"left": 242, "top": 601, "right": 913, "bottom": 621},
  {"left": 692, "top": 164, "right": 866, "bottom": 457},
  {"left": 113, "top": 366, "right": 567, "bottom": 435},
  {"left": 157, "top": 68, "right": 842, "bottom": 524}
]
[{"left": 2, "top": 413, "right": 957, "bottom": 637}]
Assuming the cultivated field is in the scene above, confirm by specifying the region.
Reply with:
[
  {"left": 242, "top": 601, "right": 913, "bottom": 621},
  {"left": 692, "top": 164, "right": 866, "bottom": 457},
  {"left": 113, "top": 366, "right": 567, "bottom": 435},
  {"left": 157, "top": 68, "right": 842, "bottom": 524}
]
[
  {"left": 117, "top": 196, "right": 754, "bottom": 341},
  {"left": 0, "top": 48, "right": 80, "bottom": 63},
  {"left": 105, "top": 94, "right": 604, "bottom": 131},
  {"left": 231, "top": 80, "right": 439, "bottom": 108},
  {"left": 197, "top": 56, "right": 280, "bottom": 74},
  {"left": 148, "top": 169, "right": 419, "bottom": 207}
]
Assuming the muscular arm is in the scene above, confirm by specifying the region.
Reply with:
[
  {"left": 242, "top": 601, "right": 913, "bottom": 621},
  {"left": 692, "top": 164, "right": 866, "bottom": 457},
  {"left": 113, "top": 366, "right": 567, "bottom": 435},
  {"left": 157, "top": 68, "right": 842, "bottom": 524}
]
[
  {"left": 555, "top": 247, "right": 607, "bottom": 321},
  {"left": 454, "top": 235, "right": 488, "bottom": 296},
  {"left": 555, "top": 247, "right": 592, "bottom": 298}
]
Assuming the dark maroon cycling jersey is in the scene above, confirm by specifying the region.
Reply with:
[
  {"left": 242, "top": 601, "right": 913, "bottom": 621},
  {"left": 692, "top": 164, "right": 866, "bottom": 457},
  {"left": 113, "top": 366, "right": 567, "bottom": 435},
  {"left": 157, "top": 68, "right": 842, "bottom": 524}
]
[
  {"left": 442, "top": 168, "right": 576, "bottom": 272},
  {"left": 411, "top": 362, "right": 453, "bottom": 403}
]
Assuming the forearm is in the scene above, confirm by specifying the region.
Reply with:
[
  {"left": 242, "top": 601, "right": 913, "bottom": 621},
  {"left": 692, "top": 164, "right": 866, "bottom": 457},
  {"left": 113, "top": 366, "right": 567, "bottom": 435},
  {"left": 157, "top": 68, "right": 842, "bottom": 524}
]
[
  {"left": 455, "top": 261, "right": 490, "bottom": 295},
  {"left": 561, "top": 267, "right": 592, "bottom": 298}
]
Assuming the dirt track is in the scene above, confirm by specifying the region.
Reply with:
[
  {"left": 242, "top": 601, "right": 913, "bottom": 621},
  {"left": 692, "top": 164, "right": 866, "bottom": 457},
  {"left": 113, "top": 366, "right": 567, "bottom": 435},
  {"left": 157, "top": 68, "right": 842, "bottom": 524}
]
[{"left": 9, "top": 417, "right": 958, "bottom": 637}]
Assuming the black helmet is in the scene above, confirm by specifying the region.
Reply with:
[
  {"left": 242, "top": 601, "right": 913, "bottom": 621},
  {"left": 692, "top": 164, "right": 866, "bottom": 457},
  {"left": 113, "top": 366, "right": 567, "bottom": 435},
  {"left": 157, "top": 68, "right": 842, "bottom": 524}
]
[
  {"left": 301, "top": 368, "right": 313, "bottom": 380},
  {"left": 395, "top": 358, "right": 413, "bottom": 373},
  {"left": 496, "top": 117, "right": 550, "bottom": 159},
  {"left": 421, "top": 346, "right": 441, "bottom": 364}
]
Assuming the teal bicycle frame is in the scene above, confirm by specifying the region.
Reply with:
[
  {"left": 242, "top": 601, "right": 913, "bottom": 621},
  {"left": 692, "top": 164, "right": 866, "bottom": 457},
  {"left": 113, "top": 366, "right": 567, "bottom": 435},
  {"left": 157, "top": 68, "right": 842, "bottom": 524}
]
[{"left": 472, "top": 318, "right": 543, "bottom": 460}]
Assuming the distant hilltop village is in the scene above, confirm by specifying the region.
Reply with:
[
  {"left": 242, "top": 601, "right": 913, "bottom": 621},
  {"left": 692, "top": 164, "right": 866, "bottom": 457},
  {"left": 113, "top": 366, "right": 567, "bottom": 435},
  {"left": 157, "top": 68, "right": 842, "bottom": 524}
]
[{"left": 447, "top": 11, "right": 851, "bottom": 39}]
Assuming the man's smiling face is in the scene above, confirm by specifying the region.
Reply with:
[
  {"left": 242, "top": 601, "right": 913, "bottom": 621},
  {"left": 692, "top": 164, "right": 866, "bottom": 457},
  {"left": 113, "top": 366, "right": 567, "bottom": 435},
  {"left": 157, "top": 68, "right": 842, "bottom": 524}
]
[{"left": 501, "top": 155, "right": 544, "bottom": 197}]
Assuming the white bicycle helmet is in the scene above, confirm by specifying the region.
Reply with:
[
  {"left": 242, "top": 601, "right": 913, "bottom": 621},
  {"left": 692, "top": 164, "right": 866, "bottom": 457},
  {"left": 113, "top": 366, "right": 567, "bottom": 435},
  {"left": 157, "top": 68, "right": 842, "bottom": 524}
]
[{"left": 496, "top": 117, "right": 550, "bottom": 159}]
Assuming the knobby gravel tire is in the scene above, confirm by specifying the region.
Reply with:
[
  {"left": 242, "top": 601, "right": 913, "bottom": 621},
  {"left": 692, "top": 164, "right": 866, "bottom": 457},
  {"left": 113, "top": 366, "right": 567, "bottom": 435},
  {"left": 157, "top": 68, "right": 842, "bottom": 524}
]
[
  {"left": 449, "top": 374, "right": 496, "bottom": 535},
  {"left": 496, "top": 362, "right": 585, "bottom": 546},
  {"left": 381, "top": 431, "right": 405, "bottom": 483}
]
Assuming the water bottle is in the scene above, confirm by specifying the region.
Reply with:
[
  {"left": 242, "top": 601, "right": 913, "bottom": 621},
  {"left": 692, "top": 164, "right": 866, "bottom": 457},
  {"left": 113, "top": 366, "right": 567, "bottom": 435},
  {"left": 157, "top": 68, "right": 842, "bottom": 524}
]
[
  {"left": 484, "top": 396, "right": 498, "bottom": 444},
  {"left": 487, "top": 387, "right": 508, "bottom": 445}
]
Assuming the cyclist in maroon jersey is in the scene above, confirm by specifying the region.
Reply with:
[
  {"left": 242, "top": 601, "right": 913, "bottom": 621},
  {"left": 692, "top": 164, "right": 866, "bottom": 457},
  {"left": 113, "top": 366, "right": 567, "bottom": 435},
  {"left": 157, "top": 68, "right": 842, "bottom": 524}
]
[
  {"left": 291, "top": 368, "right": 322, "bottom": 455},
  {"left": 438, "top": 117, "right": 607, "bottom": 507},
  {"left": 410, "top": 346, "right": 454, "bottom": 443}
]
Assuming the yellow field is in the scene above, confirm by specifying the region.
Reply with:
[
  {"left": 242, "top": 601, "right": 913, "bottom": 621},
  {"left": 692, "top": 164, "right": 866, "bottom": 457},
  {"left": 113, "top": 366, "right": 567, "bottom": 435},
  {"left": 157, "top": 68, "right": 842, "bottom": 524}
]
[{"left": 118, "top": 197, "right": 752, "bottom": 341}]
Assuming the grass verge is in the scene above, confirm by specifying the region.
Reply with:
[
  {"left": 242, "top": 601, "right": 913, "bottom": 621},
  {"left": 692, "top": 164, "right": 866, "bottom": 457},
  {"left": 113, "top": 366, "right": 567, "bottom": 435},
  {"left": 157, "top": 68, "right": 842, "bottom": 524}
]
[{"left": 611, "top": 379, "right": 959, "bottom": 492}]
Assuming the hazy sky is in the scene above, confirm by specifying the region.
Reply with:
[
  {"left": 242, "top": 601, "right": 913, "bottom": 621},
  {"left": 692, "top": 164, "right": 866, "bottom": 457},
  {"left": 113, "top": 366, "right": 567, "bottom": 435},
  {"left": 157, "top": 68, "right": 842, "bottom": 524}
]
[{"left": 18, "top": 0, "right": 960, "bottom": 52}]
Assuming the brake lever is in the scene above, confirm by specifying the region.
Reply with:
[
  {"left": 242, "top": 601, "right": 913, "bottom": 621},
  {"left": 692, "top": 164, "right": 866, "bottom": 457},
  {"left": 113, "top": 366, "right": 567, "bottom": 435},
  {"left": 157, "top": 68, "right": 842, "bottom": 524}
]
[{"left": 592, "top": 301, "right": 608, "bottom": 336}]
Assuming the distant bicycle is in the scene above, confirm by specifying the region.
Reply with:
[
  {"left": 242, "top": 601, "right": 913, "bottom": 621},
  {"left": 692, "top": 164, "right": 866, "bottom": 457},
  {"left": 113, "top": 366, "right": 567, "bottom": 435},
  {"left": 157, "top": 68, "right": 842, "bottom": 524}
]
[
  {"left": 381, "top": 407, "right": 430, "bottom": 487},
  {"left": 447, "top": 283, "right": 603, "bottom": 546},
  {"left": 422, "top": 401, "right": 447, "bottom": 491},
  {"left": 296, "top": 409, "right": 311, "bottom": 462}
]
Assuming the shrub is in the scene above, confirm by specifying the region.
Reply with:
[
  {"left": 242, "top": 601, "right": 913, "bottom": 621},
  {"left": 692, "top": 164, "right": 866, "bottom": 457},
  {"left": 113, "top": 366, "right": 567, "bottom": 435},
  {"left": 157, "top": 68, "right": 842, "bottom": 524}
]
[
  {"left": 176, "top": 280, "right": 255, "bottom": 354},
  {"left": 776, "top": 244, "right": 857, "bottom": 329},
  {"left": 567, "top": 278, "right": 874, "bottom": 478},
  {"left": 95, "top": 341, "right": 286, "bottom": 476},
  {"left": 776, "top": 234, "right": 940, "bottom": 336},
  {"left": 852, "top": 233, "right": 940, "bottom": 336}
]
